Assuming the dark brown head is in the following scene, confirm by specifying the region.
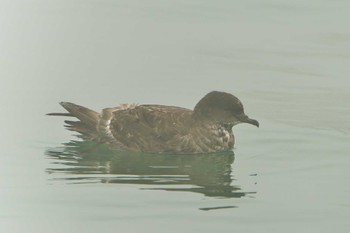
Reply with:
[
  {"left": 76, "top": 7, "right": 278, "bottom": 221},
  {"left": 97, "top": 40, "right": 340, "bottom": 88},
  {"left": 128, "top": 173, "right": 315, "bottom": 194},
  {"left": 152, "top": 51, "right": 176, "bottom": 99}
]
[{"left": 193, "top": 91, "right": 259, "bottom": 128}]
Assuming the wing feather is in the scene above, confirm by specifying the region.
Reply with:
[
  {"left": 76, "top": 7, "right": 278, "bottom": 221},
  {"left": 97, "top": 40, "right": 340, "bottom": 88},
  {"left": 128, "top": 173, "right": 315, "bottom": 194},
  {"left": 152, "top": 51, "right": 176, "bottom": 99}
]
[{"left": 109, "top": 105, "right": 192, "bottom": 152}]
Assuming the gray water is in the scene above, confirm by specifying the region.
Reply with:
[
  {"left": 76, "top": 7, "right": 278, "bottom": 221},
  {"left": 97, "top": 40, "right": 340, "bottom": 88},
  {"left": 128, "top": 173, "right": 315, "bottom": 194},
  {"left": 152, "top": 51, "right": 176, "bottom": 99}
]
[{"left": 1, "top": 0, "right": 350, "bottom": 232}]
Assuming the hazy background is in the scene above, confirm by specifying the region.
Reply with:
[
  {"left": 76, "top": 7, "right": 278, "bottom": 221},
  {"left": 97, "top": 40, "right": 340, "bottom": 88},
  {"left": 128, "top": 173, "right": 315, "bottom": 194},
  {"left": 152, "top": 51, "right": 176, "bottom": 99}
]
[{"left": 1, "top": 0, "right": 349, "bottom": 232}]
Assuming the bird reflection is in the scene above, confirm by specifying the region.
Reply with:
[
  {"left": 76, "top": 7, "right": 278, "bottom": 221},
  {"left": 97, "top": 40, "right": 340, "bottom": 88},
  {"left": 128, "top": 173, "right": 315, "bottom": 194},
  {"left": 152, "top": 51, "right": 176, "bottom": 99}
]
[{"left": 46, "top": 141, "right": 254, "bottom": 198}]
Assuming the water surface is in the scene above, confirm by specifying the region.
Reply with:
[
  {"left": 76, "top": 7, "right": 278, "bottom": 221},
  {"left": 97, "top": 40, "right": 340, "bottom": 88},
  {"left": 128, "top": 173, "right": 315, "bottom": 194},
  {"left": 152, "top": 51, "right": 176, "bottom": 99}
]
[{"left": 1, "top": 0, "right": 350, "bottom": 232}]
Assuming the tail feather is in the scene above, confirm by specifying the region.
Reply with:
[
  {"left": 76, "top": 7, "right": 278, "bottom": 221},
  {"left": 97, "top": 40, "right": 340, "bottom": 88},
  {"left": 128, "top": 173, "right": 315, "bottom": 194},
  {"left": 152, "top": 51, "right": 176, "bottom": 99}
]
[
  {"left": 63, "top": 120, "right": 96, "bottom": 139},
  {"left": 60, "top": 102, "right": 99, "bottom": 127},
  {"left": 48, "top": 102, "right": 100, "bottom": 140},
  {"left": 47, "top": 112, "right": 73, "bottom": 117}
]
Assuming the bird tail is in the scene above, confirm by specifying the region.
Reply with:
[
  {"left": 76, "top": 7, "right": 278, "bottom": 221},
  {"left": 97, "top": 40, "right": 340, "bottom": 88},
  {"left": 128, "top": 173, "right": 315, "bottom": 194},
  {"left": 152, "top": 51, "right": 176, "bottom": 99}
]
[{"left": 48, "top": 102, "right": 100, "bottom": 140}]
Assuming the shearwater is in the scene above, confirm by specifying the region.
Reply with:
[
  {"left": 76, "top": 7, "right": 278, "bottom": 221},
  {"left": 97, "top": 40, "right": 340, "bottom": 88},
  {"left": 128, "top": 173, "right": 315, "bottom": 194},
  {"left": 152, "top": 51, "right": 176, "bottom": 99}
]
[{"left": 48, "top": 91, "right": 259, "bottom": 154}]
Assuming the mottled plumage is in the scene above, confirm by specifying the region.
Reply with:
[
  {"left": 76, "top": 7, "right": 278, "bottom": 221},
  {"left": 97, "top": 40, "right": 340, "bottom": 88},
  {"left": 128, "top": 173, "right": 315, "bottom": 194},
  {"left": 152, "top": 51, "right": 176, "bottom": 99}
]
[{"left": 48, "top": 91, "right": 259, "bottom": 154}]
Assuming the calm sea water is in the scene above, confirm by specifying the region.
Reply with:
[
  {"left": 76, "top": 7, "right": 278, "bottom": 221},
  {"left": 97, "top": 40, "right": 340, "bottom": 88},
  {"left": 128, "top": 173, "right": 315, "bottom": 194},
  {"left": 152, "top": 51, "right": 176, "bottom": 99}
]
[{"left": 1, "top": 0, "right": 350, "bottom": 232}]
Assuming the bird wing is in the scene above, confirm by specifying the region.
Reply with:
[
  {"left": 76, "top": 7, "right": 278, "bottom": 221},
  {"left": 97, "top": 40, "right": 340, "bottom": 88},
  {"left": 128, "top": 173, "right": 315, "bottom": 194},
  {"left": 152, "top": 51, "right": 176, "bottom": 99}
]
[{"left": 107, "top": 105, "right": 192, "bottom": 152}]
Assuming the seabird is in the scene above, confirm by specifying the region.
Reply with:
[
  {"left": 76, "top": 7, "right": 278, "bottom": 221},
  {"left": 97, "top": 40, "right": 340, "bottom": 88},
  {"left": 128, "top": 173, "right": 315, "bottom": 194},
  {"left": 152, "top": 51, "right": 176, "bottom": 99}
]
[{"left": 48, "top": 91, "right": 259, "bottom": 154}]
